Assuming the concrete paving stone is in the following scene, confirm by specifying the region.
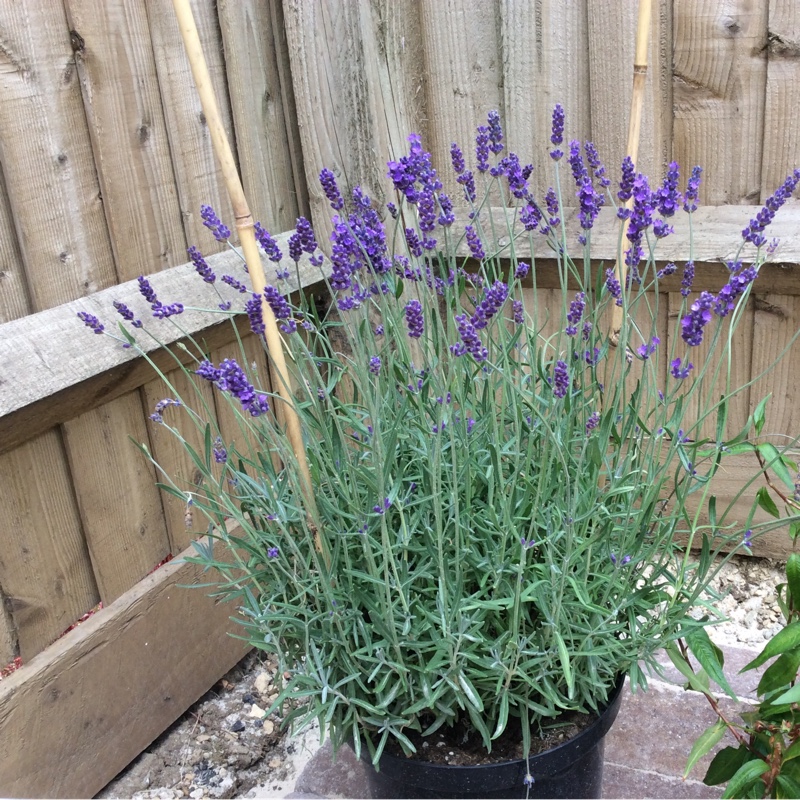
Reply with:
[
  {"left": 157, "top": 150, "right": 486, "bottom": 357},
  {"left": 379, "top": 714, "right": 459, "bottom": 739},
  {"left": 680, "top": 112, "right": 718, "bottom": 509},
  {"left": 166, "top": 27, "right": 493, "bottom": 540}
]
[
  {"left": 603, "top": 763, "right": 722, "bottom": 799},
  {"left": 605, "top": 678, "right": 744, "bottom": 787},
  {"left": 295, "top": 740, "right": 369, "bottom": 799}
]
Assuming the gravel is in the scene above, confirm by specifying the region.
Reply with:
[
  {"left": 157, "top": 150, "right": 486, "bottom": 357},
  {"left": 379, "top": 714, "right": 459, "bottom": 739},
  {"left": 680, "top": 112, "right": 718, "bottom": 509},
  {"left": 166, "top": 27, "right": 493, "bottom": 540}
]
[{"left": 97, "top": 554, "right": 786, "bottom": 799}]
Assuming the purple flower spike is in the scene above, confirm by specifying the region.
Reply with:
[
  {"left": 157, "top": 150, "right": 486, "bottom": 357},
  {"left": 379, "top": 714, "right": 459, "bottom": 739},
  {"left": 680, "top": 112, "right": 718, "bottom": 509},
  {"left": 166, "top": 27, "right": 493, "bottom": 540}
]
[
  {"left": 319, "top": 168, "right": 344, "bottom": 210},
  {"left": 550, "top": 104, "right": 565, "bottom": 160},
  {"left": 475, "top": 126, "right": 490, "bottom": 173},
  {"left": 545, "top": 188, "right": 560, "bottom": 227},
  {"left": 680, "top": 261, "right": 695, "bottom": 297},
  {"left": 213, "top": 436, "right": 227, "bottom": 464},
  {"left": 585, "top": 142, "right": 610, "bottom": 188},
  {"left": 512, "top": 300, "right": 524, "bottom": 325},
  {"left": 263, "top": 285, "right": 294, "bottom": 332},
  {"left": 438, "top": 193, "right": 455, "bottom": 227},
  {"left": 681, "top": 291, "right": 715, "bottom": 346},
  {"left": 78, "top": 311, "right": 105, "bottom": 334},
  {"left": 267, "top": 546, "right": 279, "bottom": 559},
  {"left": 245, "top": 294, "right": 265, "bottom": 336},
  {"left": 553, "top": 360, "right": 569, "bottom": 399},
  {"left": 670, "top": 358, "right": 693, "bottom": 380},
  {"left": 487, "top": 110, "right": 504, "bottom": 154},
  {"left": 684, "top": 166, "right": 703, "bottom": 213},
  {"left": 636, "top": 336, "right": 660, "bottom": 359},
  {"left": 618, "top": 156, "right": 635, "bottom": 204},
  {"left": 450, "top": 142, "right": 466, "bottom": 175},
  {"left": 200, "top": 204, "right": 231, "bottom": 242},
  {"left": 188, "top": 245, "right": 216, "bottom": 284},
  {"left": 655, "top": 162, "right": 682, "bottom": 217},
  {"left": 586, "top": 411, "right": 601, "bottom": 434},
  {"left": 565, "top": 292, "right": 586, "bottom": 336},
  {"left": 458, "top": 170, "right": 477, "bottom": 203},
  {"left": 113, "top": 301, "right": 143, "bottom": 328},
  {"left": 404, "top": 299, "right": 424, "bottom": 339},
  {"left": 465, "top": 225, "right": 485, "bottom": 260},
  {"left": 221, "top": 275, "right": 248, "bottom": 293},
  {"left": 369, "top": 356, "right": 381, "bottom": 375},
  {"left": 254, "top": 222, "right": 283, "bottom": 262},
  {"left": 742, "top": 170, "right": 800, "bottom": 247},
  {"left": 605, "top": 268, "right": 622, "bottom": 305}
]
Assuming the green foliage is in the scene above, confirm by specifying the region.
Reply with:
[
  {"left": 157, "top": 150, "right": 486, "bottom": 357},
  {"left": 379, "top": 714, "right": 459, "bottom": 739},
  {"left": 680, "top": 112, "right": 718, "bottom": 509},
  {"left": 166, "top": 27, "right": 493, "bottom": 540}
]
[
  {"left": 93, "top": 115, "right": 800, "bottom": 765},
  {"left": 682, "top": 530, "right": 800, "bottom": 798}
]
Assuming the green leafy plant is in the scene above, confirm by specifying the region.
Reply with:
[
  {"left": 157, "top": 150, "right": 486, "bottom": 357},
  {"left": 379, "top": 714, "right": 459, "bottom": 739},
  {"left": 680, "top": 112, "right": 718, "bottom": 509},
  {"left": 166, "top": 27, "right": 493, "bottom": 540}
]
[
  {"left": 78, "top": 108, "right": 800, "bottom": 767},
  {"left": 680, "top": 482, "right": 800, "bottom": 799}
]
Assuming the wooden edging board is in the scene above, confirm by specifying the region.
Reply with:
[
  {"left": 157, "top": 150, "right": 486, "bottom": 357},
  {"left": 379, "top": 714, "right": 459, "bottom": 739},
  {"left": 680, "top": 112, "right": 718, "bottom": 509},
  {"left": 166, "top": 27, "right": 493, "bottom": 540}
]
[{"left": 0, "top": 537, "right": 251, "bottom": 799}]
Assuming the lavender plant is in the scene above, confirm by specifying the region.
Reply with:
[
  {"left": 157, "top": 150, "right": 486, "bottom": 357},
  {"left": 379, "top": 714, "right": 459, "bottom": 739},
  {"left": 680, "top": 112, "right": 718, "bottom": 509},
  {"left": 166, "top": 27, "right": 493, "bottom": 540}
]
[{"left": 79, "top": 109, "right": 800, "bottom": 767}]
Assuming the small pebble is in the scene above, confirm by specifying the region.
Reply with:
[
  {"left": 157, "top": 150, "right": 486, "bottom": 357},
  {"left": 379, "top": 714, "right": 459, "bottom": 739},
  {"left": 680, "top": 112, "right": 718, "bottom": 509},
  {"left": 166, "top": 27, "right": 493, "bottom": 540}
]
[
  {"left": 242, "top": 693, "right": 255, "bottom": 705},
  {"left": 230, "top": 720, "right": 245, "bottom": 733}
]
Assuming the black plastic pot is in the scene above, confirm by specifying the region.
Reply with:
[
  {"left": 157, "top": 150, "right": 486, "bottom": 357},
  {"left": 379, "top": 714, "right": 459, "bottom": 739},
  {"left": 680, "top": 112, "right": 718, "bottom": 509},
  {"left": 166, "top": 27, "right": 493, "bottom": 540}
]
[{"left": 360, "top": 676, "right": 625, "bottom": 799}]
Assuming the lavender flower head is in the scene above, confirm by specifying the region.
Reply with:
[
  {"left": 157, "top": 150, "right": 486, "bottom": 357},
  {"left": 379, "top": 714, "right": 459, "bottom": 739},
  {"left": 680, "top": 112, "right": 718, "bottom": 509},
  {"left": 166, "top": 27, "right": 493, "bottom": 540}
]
[
  {"left": 188, "top": 245, "right": 215, "bottom": 284},
  {"left": 550, "top": 104, "right": 565, "bottom": 160},
  {"left": 683, "top": 166, "right": 703, "bottom": 213},
  {"left": 553, "top": 360, "right": 569, "bottom": 399},
  {"left": 319, "top": 168, "right": 344, "bottom": 210},
  {"left": 450, "top": 142, "right": 466, "bottom": 175},
  {"left": 254, "top": 222, "right": 283, "bottom": 262},
  {"left": 78, "top": 311, "right": 104, "bottom": 334},
  {"left": 404, "top": 299, "right": 424, "bottom": 338},
  {"left": 487, "top": 110, "right": 504, "bottom": 155},
  {"left": 465, "top": 225, "right": 485, "bottom": 260},
  {"left": 475, "top": 126, "right": 490, "bottom": 173},
  {"left": 565, "top": 292, "right": 586, "bottom": 336},
  {"left": 200, "top": 204, "right": 231, "bottom": 242}
]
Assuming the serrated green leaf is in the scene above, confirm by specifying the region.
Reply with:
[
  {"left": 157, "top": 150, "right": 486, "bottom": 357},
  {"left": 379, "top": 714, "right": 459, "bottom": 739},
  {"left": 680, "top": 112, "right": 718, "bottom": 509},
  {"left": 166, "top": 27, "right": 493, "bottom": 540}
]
[
  {"left": 757, "top": 649, "right": 800, "bottom": 695},
  {"left": 756, "top": 486, "right": 781, "bottom": 519},
  {"left": 685, "top": 720, "right": 728, "bottom": 778},
  {"left": 743, "top": 623, "right": 800, "bottom": 672},
  {"left": 686, "top": 627, "right": 737, "bottom": 699},
  {"left": 721, "top": 758, "right": 769, "bottom": 800}
]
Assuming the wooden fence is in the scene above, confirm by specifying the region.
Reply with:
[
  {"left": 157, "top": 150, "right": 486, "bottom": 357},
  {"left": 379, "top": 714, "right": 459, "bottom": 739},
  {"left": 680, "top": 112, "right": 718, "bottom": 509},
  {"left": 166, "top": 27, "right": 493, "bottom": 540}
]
[{"left": 0, "top": 1, "right": 799, "bottom": 796}]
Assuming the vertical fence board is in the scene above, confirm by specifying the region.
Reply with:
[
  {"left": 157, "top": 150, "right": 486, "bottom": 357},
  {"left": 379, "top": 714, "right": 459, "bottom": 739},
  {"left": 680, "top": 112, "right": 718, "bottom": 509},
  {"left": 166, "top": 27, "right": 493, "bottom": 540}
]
[
  {"left": 61, "top": 392, "right": 171, "bottom": 604},
  {"left": 0, "top": 601, "right": 16, "bottom": 666},
  {"left": 588, "top": 1, "right": 673, "bottom": 186},
  {"left": 0, "top": 164, "right": 30, "bottom": 324},
  {"left": 421, "top": 2, "right": 502, "bottom": 199},
  {"left": 750, "top": 294, "right": 799, "bottom": 439},
  {"left": 63, "top": 0, "right": 187, "bottom": 280},
  {"left": 761, "top": 3, "right": 800, "bottom": 198},
  {"left": 0, "top": 430, "right": 99, "bottom": 661},
  {"left": 142, "top": 368, "right": 218, "bottom": 553},
  {"left": 284, "top": 0, "right": 414, "bottom": 239},
  {"left": 146, "top": 0, "right": 236, "bottom": 252},
  {"left": 217, "top": 0, "right": 302, "bottom": 230},
  {"left": 0, "top": 1, "right": 117, "bottom": 311},
  {"left": 673, "top": 0, "right": 768, "bottom": 205},
  {"left": 500, "top": 2, "right": 590, "bottom": 203}
]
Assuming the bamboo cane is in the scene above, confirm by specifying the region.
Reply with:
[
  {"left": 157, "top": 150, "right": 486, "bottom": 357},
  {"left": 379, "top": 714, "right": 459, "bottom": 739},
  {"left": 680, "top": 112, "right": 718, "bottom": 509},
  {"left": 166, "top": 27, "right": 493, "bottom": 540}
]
[
  {"left": 170, "top": 0, "right": 325, "bottom": 559},
  {"left": 611, "top": 0, "right": 653, "bottom": 343}
]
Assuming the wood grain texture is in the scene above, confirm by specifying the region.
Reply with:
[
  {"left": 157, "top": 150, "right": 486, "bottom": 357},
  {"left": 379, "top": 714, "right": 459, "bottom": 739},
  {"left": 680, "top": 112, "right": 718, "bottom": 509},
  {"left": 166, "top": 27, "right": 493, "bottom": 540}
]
[
  {"left": 283, "top": 0, "right": 423, "bottom": 240},
  {"left": 0, "top": 1, "right": 117, "bottom": 311},
  {"left": 673, "top": 0, "right": 769, "bottom": 205},
  {"left": 588, "top": 0, "right": 673, "bottom": 186},
  {"left": 0, "top": 596, "right": 17, "bottom": 666},
  {"left": 145, "top": 0, "right": 236, "bottom": 252},
  {"left": 421, "top": 1, "right": 502, "bottom": 199},
  {"left": 0, "top": 537, "right": 250, "bottom": 799},
  {"left": 61, "top": 391, "right": 171, "bottom": 603},
  {"left": 0, "top": 429, "right": 99, "bottom": 661},
  {"left": 217, "top": 0, "right": 304, "bottom": 229},
  {"left": 500, "top": 1, "right": 590, "bottom": 202},
  {"left": 761, "top": 2, "right": 800, "bottom": 199},
  {"left": 63, "top": 0, "right": 187, "bottom": 279},
  {"left": 0, "top": 162, "right": 30, "bottom": 323},
  {"left": 0, "top": 238, "right": 325, "bottom": 454},
  {"left": 142, "top": 367, "right": 218, "bottom": 553},
  {"left": 749, "top": 293, "right": 799, "bottom": 439}
]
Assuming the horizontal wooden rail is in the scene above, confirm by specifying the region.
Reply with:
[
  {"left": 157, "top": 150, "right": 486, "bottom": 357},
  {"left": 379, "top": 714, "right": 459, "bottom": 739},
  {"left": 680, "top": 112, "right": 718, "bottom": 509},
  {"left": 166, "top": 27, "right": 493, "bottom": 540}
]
[
  {"left": 2, "top": 206, "right": 799, "bottom": 455},
  {"left": 0, "top": 234, "right": 328, "bottom": 455}
]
